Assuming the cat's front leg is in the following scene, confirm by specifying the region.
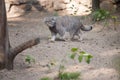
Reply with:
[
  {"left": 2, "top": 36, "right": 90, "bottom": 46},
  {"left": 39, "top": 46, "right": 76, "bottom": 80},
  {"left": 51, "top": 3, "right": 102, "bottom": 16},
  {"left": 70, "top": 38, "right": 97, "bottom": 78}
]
[{"left": 49, "top": 32, "right": 56, "bottom": 42}]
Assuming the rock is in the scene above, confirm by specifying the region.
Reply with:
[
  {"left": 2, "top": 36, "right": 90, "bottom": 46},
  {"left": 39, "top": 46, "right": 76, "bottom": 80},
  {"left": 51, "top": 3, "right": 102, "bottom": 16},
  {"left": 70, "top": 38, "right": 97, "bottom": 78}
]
[
  {"left": 7, "top": 4, "right": 31, "bottom": 18},
  {"left": 61, "top": 0, "right": 71, "bottom": 4},
  {"left": 100, "top": 0, "right": 115, "bottom": 3},
  {"left": 38, "top": 0, "right": 47, "bottom": 7},
  {"left": 80, "top": 0, "right": 91, "bottom": 6},
  {"left": 66, "top": 0, "right": 91, "bottom": 15},
  {"left": 46, "top": 0, "right": 54, "bottom": 9},
  {"left": 5, "top": 2, "right": 11, "bottom": 12},
  {"left": 7, "top": 5, "right": 24, "bottom": 17},
  {"left": 5, "top": 0, "right": 19, "bottom": 4},
  {"left": 38, "top": 0, "right": 53, "bottom": 8},
  {"left": 53, "top": 1, "right": 66, "bottom": 11},
  {"left": 5, "top": 0, "right": 38, "bottom": 5},
  {"left": 100, "top": 1, "right": 117, "bottom": 12},
  {"left": 20, "top": 4, "right": 32, "bottom": 11},
  {"left": 32, "top": 2, "right": 44, "bottom": 11},
  {"left": 5, "top": 0, "right": 33, "bottom": 18},
  {"left": 5, "top": 0, "right": 93, "bottom": 17}
]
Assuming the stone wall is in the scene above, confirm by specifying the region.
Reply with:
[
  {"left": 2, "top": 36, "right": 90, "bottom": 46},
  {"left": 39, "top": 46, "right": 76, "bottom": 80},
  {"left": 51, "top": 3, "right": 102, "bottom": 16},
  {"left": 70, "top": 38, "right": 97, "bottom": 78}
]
[
  {"left": 5, "top": 0, "right": 92, "bottom": 17},
  {"left": 100, "top": 0, "right": 120, "bottom": 12},
  {"left": 5, "top": 0, "right": 120, "bottom": 18}
]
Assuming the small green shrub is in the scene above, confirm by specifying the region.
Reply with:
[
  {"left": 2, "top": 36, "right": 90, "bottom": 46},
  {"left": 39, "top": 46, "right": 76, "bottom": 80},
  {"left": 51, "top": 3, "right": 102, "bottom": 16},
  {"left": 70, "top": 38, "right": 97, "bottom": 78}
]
[
  {"left": 40, "top": 77, "right": 53, "bottom": 80},
  {"left": 41, "top": 48, "right": 93, "bottom": 80},
  {"left": 92, "top": 9, "right": 119, "bottom": 31},
  {"left": 25, "top": 55, "right": 35, "bottom": 64},
  {"left": 70, "top": 48, "right": 93, "bottom": 64},
  {"left": 92, "top": 9, "right": 110, "bottom": 21},
  {"left": 59, "top": 72, "right": 80, "bottom": 80}
]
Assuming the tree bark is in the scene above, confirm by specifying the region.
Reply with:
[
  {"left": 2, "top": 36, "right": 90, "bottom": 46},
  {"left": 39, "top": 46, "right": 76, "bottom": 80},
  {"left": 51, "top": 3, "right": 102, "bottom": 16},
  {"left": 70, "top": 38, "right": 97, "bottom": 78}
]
[
  {"left": 0, "top": 0, "right": 40, "bottom": 70},
  {"left": 0, "top": 0, "right": 8, "bottom": 69},
  {"left": 92, "top": 0, "right": 100, "bottom": 11}
]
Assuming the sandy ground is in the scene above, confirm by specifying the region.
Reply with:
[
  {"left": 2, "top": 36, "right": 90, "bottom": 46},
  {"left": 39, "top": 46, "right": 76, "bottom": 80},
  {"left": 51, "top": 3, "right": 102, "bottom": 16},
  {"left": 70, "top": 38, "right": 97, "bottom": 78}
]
[{"left": 0, "top": 11, "right": 120, "bottom": 80}]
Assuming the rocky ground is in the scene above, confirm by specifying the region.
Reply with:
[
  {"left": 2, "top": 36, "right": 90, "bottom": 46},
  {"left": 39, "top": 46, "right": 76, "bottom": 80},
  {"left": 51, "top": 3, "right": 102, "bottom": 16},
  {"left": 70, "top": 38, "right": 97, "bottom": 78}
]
[{"left": 0, "top": 11, "right": 120, "bottom": 80}]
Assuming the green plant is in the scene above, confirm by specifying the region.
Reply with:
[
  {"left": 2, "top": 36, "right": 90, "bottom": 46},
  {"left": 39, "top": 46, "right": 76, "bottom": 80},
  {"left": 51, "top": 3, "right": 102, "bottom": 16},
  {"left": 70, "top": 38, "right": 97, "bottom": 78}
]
[
  {"left": 25, "top": 55, "right": 35, "bottom": 64},
  {"left": 70, "top": 48, "right": 93, "bottom": 64},
  {"left": 59, "top": 72, "right": 80, "bottom": 80},
  {"left": 41, "top": 48, "right": 93, "bottom": 80},
  {"left": 40, "top": 77, "right": 53, "bottom": 80},
  {"left": 57, "top": 48, "right": 93, "bottom": 80},
  {"left": 92, "top": 9, "right": 110, "bottom": 21}
]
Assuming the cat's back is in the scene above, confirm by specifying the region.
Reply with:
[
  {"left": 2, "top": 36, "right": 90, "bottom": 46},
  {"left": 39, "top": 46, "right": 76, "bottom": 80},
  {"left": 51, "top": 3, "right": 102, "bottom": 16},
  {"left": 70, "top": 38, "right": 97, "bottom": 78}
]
[
  {"left": 56, "top": 16, "right": 79, "bottom": 22},
  {"left": 56, "top": 16, "right": 80, "bottom": 27}
]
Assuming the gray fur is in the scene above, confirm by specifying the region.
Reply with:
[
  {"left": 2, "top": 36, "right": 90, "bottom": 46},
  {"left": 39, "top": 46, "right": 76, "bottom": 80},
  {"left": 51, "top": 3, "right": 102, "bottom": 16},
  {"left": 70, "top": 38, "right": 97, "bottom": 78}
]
[{"left": 44, "top": 16, "right": 92, "bottom": 41}]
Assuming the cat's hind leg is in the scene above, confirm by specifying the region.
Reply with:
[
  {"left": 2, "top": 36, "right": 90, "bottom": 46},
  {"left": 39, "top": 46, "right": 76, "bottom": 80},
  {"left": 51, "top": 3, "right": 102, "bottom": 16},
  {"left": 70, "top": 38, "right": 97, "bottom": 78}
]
[
  {"left": 72, "top": 29, "right": 83, "bottom": 41},
  {"left": 58, "top": 29, "right": 67, "bottom": 41},
  {"left": 76, "top": 31, "right": 83, "bottom": 41}
]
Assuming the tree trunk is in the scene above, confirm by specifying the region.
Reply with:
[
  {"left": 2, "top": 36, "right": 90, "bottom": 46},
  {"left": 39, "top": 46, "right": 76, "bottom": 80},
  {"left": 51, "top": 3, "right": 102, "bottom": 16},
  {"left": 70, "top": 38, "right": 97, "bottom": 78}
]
[
  {"left": 92, "top": 0, "right": 100, "bottom": 11},
  {"left": 0, "top": 0, "right": 40, "bottom": 70}
]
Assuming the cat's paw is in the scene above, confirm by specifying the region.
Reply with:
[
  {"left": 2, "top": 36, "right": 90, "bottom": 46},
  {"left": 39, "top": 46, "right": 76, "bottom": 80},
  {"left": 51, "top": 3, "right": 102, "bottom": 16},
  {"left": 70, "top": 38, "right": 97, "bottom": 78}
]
[
  {"left": 78, "top": 38, "right": 83, "bottom": 42},
  {"left": 49, "top": 39, "right": 55, "bottom": 42}
]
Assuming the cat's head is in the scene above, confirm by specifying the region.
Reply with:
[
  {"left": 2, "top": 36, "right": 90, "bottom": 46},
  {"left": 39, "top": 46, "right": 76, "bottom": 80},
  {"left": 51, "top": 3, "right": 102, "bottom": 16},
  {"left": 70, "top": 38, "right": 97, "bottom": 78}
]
[{"left": 44, "top": 17, "right": 56, "bottom": 27}]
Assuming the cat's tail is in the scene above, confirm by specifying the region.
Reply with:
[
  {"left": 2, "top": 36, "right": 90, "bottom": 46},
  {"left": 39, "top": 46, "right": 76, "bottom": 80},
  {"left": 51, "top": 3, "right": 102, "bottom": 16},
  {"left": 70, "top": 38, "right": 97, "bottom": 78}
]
[{"left": 80, "top": 25, "right": 92, "bottom": 31}]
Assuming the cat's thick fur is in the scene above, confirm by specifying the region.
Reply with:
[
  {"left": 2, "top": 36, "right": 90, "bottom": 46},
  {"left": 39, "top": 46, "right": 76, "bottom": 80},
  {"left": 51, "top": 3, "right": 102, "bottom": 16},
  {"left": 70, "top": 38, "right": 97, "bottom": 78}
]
[{"left": 44, "top": 16, "right": 92, "bottom": 41}]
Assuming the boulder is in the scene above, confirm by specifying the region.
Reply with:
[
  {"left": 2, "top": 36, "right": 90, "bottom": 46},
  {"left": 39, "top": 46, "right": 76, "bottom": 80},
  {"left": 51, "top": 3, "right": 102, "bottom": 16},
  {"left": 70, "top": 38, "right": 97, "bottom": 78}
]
[
  {"left": 38, "top": 0, "right": 47, "bottom": 7},
  {"left": 5, "top": 0, "right": 93, "bottom": 17},
  {"left": 53, "top": 1, "right": 66, "bottom": 11},
  {"left": 5, "top": 0, "right": 29, "bottom": 4},
  {"left": 5, "top": 2, "right": 11, "bottom": 12},
  {"left": 100, "top": 1, "right": 117, "bottom": 12},
  {"left": 61, "top": 0, "right": 71, "bottom": 4},
  {"left": 38, "top": 0, "right": 53, "bottom": 8},
  {"left": 7, "top": 4, "right": 32, "bottom": 18}
]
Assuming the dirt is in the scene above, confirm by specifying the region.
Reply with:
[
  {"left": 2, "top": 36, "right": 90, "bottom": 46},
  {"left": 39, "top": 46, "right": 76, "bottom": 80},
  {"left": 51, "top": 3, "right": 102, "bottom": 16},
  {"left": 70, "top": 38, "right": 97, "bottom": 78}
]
[{"left": 0, "top": 11, "right": 120, "bottom": 80}]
